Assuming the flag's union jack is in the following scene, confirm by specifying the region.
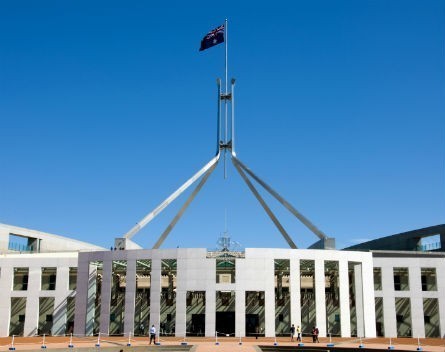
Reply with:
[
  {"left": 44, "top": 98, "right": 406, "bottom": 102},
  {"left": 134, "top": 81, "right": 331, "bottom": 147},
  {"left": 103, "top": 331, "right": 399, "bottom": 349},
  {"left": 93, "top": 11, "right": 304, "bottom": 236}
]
[{"left": 199, "top": 24, "right": 225, "bottom": 51}]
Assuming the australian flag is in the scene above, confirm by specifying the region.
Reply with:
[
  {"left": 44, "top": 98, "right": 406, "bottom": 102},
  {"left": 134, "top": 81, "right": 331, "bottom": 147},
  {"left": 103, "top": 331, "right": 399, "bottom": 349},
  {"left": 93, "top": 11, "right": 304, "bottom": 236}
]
[{"left": 199, "top": 24, "right": 225, "bottom": 51}]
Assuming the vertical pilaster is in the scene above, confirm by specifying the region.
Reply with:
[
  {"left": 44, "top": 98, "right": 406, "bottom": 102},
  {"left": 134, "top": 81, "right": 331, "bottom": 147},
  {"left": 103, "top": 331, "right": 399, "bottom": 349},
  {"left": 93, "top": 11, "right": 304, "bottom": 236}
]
[
  {"left": 149, "top": 259, "right": 161, "bottom": 331},
  {"left": 437, "top": 263, "right": 445, "bottom": 338},
  {"left": 235, "top": 290, "right": 245, "bottom": 337},
  {"left": 24, "top": 266, "right": 40, "bottom": 336},
  {"left": 361, "top": 258, "right": 376, "bottom": 337},
  {"left": 264, "top": 259, "right": 275, "bottom": 337},
  {"left": 290, "top": 258, "right": 301, "bottom": 327},
  {"left": 354, "top": 263, "right": 364, "bottom": 337},
  {"left": 99, "top": 260, "right": 112, "bottom": 335},
  {"left": 53, "top": 266, "right": 70, "bottom": 335},
  {"left": 409, "top": 266, "right": 424, "bottom": 338},
  {"left": 124, "top": 259, "right": 136, "bottom": 336},
  {"left": 339, "top": 260, "right": 350, "bottom": 337},
  {"left": 175, "top": 290, "right": 187, "bottom": 337},
  {"left": 381, "top": 266, "right": 396, "bottom": 337},
  {"left": 74, "top": 259, "right": 96, "bottom": 336},
  {"left": 314, "top": 259, "right": 326, "bottom": 336},
  {"left": 205, "top": 289, "right": 216, "bottom": 337},
  {"left": 0, "top": 264, "right": 13, "bottom": 336}
]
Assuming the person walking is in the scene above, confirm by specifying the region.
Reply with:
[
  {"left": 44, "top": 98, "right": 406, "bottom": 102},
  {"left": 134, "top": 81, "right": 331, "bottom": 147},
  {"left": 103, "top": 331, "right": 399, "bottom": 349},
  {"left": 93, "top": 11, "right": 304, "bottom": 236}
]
[
  {"left": 296, "top": 325, "right": 301, "bottom": 342},
  {"left": 290, "top": 324, "right": 295, "bottom": 341},
  {"left": 314, "top": 326, "right": 319, "bottom": 343},
  {"left": 149, "top": 324, "right": 156, "bottom": 344}
]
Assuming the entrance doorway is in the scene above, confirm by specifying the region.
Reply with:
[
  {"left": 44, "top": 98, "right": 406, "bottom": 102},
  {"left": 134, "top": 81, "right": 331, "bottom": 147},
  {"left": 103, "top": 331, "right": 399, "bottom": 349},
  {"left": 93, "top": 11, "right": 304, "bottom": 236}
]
[
  {"left": 216, "top": 312, "right": 235, "bottom": 336},
  {"left": 246, "top": 314, "right": 261, "bottom": 336}
]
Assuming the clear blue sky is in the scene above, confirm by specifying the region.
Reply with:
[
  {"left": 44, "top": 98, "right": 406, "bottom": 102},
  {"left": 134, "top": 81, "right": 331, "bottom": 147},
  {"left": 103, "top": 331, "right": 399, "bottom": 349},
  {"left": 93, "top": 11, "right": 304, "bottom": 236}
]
[{"left": 1, "top": 1, "right": 444, "bottom": 250}]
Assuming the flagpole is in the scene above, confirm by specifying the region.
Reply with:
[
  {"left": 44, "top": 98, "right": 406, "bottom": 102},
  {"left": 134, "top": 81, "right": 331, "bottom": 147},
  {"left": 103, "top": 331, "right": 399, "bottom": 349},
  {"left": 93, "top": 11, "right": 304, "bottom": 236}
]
[
  {"left": 225, "top": 18, "right": 228, "bottom": 95},
  {"left": 224, "top": 18, "right": 228, "bottom": 179}
]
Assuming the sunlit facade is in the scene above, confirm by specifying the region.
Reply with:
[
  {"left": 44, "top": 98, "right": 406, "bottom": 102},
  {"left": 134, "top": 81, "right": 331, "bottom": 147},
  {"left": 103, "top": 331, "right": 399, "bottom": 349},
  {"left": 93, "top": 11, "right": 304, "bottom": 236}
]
[{"left": 0, "top": 222, "right": 444, "bottom": 338}]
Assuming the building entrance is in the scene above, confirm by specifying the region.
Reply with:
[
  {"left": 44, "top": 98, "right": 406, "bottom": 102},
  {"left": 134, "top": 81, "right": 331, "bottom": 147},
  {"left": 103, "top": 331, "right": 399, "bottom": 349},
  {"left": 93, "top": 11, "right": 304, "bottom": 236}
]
[
  {"left": 216, "top": 312, "right": 235, "bottom": 336},
  {"left": 246, "top": 313, "right": 260, "bottom": 336}
]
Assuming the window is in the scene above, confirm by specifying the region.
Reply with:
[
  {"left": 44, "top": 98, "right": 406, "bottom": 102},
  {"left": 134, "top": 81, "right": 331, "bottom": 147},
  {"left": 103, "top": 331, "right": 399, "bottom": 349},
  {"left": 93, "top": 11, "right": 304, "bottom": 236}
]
[
  {"left": 393, "top": 268, "right": 409, "bottom": 291},
  {"left": 41, "top": 268, "right": 57, "bottom": 290},
  {"left": 216, "top": 258, "right": 236, "bottom": 283},
  {"left": 69, "top": 267, "right": 77, "bottom": 290},
  {"left": 420, "top": 268, "right": 436, "bottom": 291},
  {"left": 13, "top": 268, "right": 29, "bottom": 291},
  {"left": 373, "top": 268, "right": 382, "bottom": 290}
]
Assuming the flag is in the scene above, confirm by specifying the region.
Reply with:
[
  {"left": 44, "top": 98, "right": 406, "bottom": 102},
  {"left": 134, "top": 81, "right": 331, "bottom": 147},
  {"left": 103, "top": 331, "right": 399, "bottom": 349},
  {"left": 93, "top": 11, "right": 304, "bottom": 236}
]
[{"left": 199, "top": 24, "right": 224, "bottom": 51}]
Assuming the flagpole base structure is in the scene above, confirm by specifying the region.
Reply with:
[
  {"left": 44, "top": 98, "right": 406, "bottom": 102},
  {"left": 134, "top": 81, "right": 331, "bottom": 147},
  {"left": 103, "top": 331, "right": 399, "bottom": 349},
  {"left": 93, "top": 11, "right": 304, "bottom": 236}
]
[
  {"left": 327, "top": 343, "right": 335, "bottom": 347},
  {"left": 273, "top": 337, "right": 278, "bottom": 346},
  {"left": 298, "top": 343, "right": 304, "bottom": 347}
]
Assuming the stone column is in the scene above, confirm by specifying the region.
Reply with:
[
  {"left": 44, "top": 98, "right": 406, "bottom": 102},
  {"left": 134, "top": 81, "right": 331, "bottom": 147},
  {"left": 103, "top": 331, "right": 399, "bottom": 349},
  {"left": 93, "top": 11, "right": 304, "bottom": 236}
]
[
  {"left": 124, "top": 259, "right": 136, "bottom": 336},
  {"left": 314, "top": 259, "right": 326, "bottom": 336},
  {"left": 382, "top": 265, "right": 397, "bottom": 337},
  {"left": 235, "top": 290, "right": 245, "bottom": 337},
  {"left": 205, "top": 289, "right": 216, "bottom": 337},
  {"left": 53, "top": 266, "right": 70, "bottom": 335},
  {"left": 290, "top": 258, "right": 301, "bottom": 328},
  {"left": 24, "top": 265, "right": 40, "bottom": 336},
  {"left": 339, "top": 260, "right": 351, "bottom": 337},
  {"left": 99, "top": 259, "right": 112, "bottom": 335},
  {"left": 175, "top": 289, "right": 187, "bottom": 337}
]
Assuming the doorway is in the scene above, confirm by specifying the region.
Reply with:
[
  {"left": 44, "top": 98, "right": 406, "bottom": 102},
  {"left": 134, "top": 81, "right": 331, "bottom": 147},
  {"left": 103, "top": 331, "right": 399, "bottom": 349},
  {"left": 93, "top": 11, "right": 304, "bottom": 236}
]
[{"left": 216, "top": 312, "right": 235, "bottom": 336}]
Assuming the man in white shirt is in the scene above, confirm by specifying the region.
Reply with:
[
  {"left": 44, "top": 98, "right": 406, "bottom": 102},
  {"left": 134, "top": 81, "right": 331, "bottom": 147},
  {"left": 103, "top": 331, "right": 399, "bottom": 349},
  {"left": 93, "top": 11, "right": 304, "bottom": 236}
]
[{"left": 149, "top": 324, "right": 156, "bottom": 344}]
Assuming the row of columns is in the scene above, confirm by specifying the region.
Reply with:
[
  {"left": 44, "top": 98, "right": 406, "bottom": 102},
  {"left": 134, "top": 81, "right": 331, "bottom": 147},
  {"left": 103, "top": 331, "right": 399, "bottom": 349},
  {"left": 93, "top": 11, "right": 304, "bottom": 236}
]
[{"left": 74, "top": 253, "right": 376, "bottom": 337}]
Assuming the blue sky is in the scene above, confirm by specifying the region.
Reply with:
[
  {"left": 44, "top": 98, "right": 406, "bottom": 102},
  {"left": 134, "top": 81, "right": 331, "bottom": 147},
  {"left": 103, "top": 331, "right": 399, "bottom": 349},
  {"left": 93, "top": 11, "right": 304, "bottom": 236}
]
[{"left": 1, "top": 1, "right": 444, "bottom": 250}]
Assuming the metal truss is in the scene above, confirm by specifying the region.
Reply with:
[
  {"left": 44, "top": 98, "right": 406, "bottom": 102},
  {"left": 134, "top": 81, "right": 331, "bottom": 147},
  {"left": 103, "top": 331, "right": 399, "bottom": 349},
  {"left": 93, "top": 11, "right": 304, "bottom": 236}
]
[{"left": 123, "top": 77, "right": 328, "bottom": 248}]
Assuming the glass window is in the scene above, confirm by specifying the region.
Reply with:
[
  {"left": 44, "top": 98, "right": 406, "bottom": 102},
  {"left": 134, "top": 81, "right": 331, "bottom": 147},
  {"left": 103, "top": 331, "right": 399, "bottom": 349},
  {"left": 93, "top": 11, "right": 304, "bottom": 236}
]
[
  {"left": 41, "top": 267, "right": 57, "bottom": 290},
  {"left": 13, "top": 268, "right": 29, "bottom": 291},
  {"left": 420, "top": 268, "right": 437, "bottom": 291},
  {"left": 69, "top": 267, "right": 77, "bottom": 290},
  {"left": 393, "top": 267, "right": 409, "bottom": 291},
  {"left": 373, "top": 268, "right": 382, "bottom": 290}
]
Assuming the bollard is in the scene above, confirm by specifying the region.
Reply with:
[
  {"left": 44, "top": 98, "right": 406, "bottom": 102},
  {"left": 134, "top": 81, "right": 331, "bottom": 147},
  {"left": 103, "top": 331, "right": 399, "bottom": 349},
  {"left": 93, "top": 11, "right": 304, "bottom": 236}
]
[
  {"left": 9, "top": 335, "right": 16, "bottom": 351},
  {"left": 327, "top": 333, "right": 334, "bottom": 347},
  {"left": 181, "top": 334, "right": 187, "bottom": 346},
  {"left": 41, "top": 334, "right": 47, "bottom": 349}
]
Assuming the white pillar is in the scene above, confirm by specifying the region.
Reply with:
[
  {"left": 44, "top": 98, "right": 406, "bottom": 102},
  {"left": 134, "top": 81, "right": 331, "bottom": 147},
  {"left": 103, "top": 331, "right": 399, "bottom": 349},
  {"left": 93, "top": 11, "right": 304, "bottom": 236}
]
[
  {"left": 205, "top": 289, "right": 216, "bottom": 337},
  {"left": 264, "top": 258, "right": 275, "bottom": 337},
  {"left": 290, "top": 259, "right": 301, "bottom": 328},
  {"left": 0, "top": 264, "right": 13, "bottom": 336},
  {"left": 361, "top": 258, "right": 376, "bottom": 337},
  {"left": 149, "top": 259, "right": 161, "bottom": 331},
  {"left": 175, "top": 290, "right": 187, "bottom": 337},
  {"left": 381, "top": 265, "right": 397, "bottom": 337},
  {"left": 99, "top": 260, "right": 112, "bottom": 335},
  {"left": 24, "top": 266, "right": 40, "bottom": 336},
  {"left": 409, "top": 266, "right": 424, "bottom": 338},
  {"left": 53, "top": 266, "right": 70, "bottom": 335},
  {"left": 437, "top": 263, "right": 445, "bottom": 338},
  {"left": 124, "top": 259, "right": 136, "bottom": 336},
  {"left": 339, "top": 260, "right": 350, "bottom": 337},
  {"left": 314, "top": 259, "right": 326, "bottom": 336},
  {"left": 354, "top": 263, "right": 365, "bottom": 337},
  {"left": 235, "top": 290, "right": 245, "bottom": 337}
]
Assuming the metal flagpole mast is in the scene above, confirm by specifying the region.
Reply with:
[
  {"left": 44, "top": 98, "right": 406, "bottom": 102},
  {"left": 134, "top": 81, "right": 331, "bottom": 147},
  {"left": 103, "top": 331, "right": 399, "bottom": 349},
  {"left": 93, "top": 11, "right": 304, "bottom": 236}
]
[{"left": 223, "top": 18, "right": 228, "bottom": 179}]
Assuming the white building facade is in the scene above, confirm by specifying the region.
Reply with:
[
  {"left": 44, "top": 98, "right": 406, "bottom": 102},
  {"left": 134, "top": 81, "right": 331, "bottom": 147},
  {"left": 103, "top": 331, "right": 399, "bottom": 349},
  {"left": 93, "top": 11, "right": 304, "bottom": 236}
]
[{"left": 0, "top": 223, "right": 444, "bottom": 338}]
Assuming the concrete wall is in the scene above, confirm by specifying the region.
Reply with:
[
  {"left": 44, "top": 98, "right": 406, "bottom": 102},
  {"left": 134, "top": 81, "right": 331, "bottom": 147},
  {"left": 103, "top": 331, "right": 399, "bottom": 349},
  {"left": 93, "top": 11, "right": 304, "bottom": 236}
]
[
  {"left": 373, "top": 253, "right": 445, "bottom": 338},
  {"left": 0, "top": 252, "right": 78, "bottom": 337},
  {"left": 0, "top": 223, "right": 104, "bottom": 253}
]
